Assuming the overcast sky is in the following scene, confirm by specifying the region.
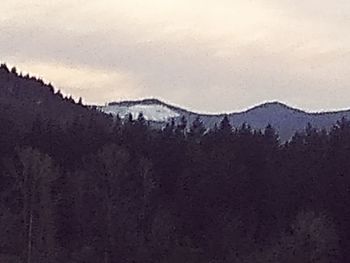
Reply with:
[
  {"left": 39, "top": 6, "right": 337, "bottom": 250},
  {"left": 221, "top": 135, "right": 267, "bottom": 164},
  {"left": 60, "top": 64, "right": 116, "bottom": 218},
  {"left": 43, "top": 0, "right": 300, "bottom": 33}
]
[{"left": 2, "top": 0, "right": 350, "bottom": 113}]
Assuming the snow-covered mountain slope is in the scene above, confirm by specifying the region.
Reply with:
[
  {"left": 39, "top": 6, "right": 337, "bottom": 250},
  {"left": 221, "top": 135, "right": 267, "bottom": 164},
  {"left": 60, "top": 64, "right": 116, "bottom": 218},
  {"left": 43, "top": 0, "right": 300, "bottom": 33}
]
[
  {"left": 101, "top": 99, "right": 180, "bottom": 122},
  {"left": 100, "top": 99, "right": 350, "bottom": 141}
]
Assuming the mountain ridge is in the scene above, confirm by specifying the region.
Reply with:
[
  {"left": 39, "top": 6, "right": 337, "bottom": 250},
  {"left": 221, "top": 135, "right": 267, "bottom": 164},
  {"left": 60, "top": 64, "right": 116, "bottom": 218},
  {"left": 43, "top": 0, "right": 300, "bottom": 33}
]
[
  {"left": 107, "top": 98, "right": 350, "bottom": 116},
  {"left": 102, "top": 98, "right": 350, "bottom": 141}
]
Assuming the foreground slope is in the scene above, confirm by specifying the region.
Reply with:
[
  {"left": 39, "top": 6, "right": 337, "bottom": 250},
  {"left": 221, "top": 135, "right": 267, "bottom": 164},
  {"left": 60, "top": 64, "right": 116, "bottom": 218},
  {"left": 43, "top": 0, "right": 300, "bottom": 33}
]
[{"left": 1, "top": 64, "right": 350, "bottom": 262}]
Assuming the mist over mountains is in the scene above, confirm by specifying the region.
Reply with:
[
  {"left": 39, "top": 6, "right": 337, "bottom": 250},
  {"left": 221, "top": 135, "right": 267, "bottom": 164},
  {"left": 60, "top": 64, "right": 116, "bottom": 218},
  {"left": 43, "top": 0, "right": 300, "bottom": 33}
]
[{"left": 102, "top": 98, "right": 350, "bottom": 141}]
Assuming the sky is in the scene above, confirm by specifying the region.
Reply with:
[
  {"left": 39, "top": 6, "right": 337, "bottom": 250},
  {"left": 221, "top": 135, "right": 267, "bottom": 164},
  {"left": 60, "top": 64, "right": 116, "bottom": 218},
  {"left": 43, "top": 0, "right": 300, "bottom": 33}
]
[{"left": 2, "top": 0, "right": 350, "bottom": 113}]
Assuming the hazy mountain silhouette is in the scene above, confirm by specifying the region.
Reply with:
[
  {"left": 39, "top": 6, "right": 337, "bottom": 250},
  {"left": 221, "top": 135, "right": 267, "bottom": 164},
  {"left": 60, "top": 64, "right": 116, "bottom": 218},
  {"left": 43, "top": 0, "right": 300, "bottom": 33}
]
[{"left": 102, "top": 99, "right": 350, "bottom": 141}]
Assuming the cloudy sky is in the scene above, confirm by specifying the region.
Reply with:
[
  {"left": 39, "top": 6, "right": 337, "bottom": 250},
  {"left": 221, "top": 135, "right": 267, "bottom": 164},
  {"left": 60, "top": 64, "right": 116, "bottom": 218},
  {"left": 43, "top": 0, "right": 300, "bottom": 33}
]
[{"left": 2, "top": 0, "right": 350, "bottom": 113}]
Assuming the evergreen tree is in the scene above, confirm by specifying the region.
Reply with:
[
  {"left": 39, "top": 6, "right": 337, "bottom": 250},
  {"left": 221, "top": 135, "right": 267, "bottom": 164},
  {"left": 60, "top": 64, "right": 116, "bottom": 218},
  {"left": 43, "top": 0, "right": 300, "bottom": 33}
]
[
  {"left": 264, "top": 124, "right": 279, "bottom": 147},
  {"left": 189, "top": 116, "right": 206, "bottom": 139},
  {"left": 175, "top": 115, "right": 187, "bottom": 137},
  {"left": 219, "top": 114, "right": 232, "bottom": 134}
]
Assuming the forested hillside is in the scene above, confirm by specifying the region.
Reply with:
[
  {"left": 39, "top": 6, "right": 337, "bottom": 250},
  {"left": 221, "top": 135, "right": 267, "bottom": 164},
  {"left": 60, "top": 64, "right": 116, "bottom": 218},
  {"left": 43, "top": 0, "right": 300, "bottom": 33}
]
[{"left": 0, "top": 63, "right": 349, "bottom": 262}]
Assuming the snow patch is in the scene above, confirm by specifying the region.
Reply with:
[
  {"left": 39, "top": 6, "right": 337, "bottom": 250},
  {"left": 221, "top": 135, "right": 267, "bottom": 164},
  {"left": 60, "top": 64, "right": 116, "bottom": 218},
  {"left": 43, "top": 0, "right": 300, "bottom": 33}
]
[{"left": 102, "top": 104, "right": 180, "bottom": 122}]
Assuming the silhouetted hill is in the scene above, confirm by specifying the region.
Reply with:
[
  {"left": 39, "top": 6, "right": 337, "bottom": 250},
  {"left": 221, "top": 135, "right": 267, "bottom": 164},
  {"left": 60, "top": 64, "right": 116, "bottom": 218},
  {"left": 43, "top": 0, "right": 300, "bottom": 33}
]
[{"left": 0, "top": 63, "right": 112, "bottom": 166}]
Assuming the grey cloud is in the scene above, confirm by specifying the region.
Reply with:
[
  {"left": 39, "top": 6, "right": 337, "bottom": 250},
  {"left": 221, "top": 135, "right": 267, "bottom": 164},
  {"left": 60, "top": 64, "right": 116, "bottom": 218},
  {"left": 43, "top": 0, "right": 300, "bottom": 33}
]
[{"left": 1, "top": 1, "right": 350, "bottom": 112}]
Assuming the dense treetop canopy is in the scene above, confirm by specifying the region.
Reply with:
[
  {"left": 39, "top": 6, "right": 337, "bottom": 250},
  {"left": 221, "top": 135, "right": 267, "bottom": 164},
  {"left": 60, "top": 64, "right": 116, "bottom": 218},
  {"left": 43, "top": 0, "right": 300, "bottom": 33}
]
[{"left": 0, "top": 64, "right": 348, "bottom": 262}]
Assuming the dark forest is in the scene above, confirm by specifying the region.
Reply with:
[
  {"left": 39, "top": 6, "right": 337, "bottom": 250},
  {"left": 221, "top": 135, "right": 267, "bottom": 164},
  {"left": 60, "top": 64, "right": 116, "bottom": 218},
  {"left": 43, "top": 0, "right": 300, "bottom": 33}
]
[{"left": 0, "top": 63, "right": 348, "bottom": 262}]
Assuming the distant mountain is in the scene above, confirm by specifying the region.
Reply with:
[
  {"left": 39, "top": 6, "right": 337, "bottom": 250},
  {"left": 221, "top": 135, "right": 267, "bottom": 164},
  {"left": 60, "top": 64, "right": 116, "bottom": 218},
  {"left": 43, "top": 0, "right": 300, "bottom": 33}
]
[
  {"left": 101, "top": 99, "right": 350, "bottom": 141},
  {"left": 103, "top": 99, "right": 181, "bottom": 122}
]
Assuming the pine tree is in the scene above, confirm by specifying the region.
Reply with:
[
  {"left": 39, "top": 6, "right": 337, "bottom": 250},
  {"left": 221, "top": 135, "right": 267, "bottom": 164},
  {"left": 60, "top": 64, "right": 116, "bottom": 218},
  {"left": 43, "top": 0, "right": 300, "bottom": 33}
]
[
  {"left": 219, "top": 115, "right": 232, "bottom": 135},
  {"left": 264, "top": 124, "right": 279, "bottom": 147},
  {"left": 11, "top": 67, "right": 17, "bottom": 75},
  {"left": 189, "top": 116, "right": 206, "bottom": 139},
  {"left": 136, "top": 112, "right": 145, "bottom": 124},
  {"left": 175, "top": 116, "right": 187, "bottom": 136},
  {"left": 164, "top": 118, "right": 175, "bottom": 137}
]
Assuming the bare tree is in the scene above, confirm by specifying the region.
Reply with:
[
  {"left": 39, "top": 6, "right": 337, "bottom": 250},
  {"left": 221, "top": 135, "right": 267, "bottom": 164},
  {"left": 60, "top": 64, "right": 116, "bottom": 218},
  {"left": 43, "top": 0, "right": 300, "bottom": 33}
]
[{"left": 14, "top": 147, "right": 58, "bottom": 263}]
